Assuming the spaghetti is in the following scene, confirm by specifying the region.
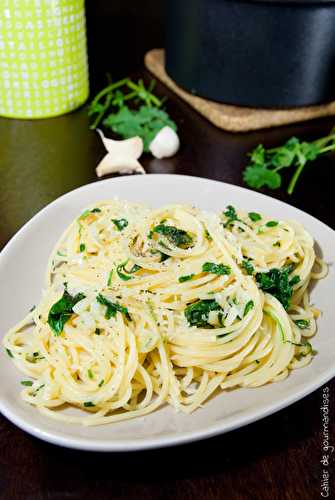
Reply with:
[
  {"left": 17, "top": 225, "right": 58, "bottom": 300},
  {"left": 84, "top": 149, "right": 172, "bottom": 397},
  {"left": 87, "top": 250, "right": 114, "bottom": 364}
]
[{"left": 3, "top": 200, "right": 327, "bottom": 425}]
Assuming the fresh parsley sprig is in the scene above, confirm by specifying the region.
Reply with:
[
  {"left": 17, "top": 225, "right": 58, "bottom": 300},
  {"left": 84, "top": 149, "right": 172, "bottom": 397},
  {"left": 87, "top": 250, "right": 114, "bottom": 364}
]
[
  {"left": 88, "top": 77, "right": 176, "bottom": 152},
  {"left": 243, "top": 130, "right": 335, "bottom": 194}
]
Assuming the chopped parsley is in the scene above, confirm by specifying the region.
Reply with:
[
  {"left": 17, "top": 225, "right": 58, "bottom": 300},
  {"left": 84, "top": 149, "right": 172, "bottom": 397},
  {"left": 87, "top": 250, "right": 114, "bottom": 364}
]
[
  {"left": 98, "top": 379, "right": 104, "bottom": 387},
  {"left": 21, "top": 380, "right": 33, "bottom": 387},
  {"left": 88, "top": 369, "right": 94, "bottom": 380},
  {"left": 295, "top": 341, "right": 313, "bottom": 360},
  {"left": 184, "top": 299, "right": 222, "bottom": 328},
  {"left": 84, "top": 401, "right": 95, "bottom": 407},
  {"left": 95, "top": 328, "right": 101, "bottom": 335},
  {"left": 205, "top": 229, "right": 213, "bottom": 241},
  {"left": 96, "top": 294, "right": 131, "bottom": 321},
  {"left": 223, "top": 205, "right": 241, "bottom": 227},
  {"left": 266, "top": 221, "right": 279, "bottom": 227},
  {"left": 6, "top": 348, "right": 13, "bottom": 358},
  {"left": 243, "top": 300, "right": 254, "bottom": 316},
  {"left": 248, "top": 212, "right": 262, "bottom": 222},
  {"left": 48, "top": 289, "right": 86, "bottom": 335},
  {"left": 242, "top": 259, "right": 254, "bottom": 275},
  {"left": 179, "top": 274, "right": 195, "bottom": 283},
  {"left": 202, "top": 262, "right": 231, "bottom": 276},
  {"left": 112, "top": 218, "right": 128, "bottom": 231},
  {"left": 151, "top": 224, "right": 193, "bottom": 249},
  {"left": 293, "top": 319, "right": 311, "bottom": 329},
  {"left": 116, "top": 260, "right": 141, "bottom": 281},
  {"left": 107, "top": 270, "right": 113, "bottom": 286},
  {"left": 256, "top": 265, "right": 299, "bottom": 310},
  {"left": 79, "top": 243, "right": 86, "bottom": 252}
]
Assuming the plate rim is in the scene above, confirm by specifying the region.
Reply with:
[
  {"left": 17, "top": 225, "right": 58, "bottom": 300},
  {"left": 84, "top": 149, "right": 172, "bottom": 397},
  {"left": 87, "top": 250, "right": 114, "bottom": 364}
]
[{"left": 1, "top": 173, "right": 334, "bottom": 452}]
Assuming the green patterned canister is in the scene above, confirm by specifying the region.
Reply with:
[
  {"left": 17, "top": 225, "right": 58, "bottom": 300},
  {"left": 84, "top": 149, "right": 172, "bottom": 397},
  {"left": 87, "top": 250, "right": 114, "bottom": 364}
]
[{"left": 0, "top": 0, "right": 89, "bottom": 118}]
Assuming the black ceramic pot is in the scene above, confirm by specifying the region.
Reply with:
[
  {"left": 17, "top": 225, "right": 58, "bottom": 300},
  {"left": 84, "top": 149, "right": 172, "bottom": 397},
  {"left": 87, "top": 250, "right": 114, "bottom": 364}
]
[{"left": 165, "top": 0, "right": 335, "bottom": 108}]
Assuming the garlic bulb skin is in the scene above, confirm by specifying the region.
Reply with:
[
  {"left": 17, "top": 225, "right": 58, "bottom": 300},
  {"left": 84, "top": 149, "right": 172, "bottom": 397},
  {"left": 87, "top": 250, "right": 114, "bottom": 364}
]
[{"left": 149, "top": 126, "right": 180, "bottom": 159}]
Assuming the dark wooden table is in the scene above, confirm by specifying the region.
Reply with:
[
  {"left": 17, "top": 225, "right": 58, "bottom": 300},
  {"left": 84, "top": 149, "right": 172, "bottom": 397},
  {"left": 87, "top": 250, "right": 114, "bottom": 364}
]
[{"left": 0, "top": 73, "right": 334, "bottom": 500}]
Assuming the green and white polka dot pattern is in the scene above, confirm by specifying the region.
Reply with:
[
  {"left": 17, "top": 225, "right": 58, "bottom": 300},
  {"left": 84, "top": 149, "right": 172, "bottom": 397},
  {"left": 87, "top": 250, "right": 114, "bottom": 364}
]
[{"left": 0, "top": 0, "right": 89, "bottom": 118}]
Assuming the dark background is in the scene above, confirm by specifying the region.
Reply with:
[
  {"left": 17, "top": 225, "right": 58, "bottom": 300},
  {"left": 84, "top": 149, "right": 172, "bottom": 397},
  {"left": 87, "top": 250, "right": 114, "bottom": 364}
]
[{"left": 0, "top": 2, "right": 334, "bottom": 499}]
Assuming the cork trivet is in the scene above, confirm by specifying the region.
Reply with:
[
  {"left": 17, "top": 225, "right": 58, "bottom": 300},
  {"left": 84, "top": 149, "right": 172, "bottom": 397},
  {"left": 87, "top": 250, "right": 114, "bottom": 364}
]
[{"left": 145, "top": 49, "right": 335, "bottom": 133}]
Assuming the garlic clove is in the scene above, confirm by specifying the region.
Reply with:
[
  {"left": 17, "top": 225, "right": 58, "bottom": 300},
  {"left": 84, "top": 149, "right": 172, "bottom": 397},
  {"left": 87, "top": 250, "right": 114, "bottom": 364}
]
[
  {"left": 96, "top": 129, "right": 143, "bottom": 158},
  {"left": 96, "top": 153, "right": 145, "bottom": 177},
  {"left": 95, "top": 130, "right": 145, "bottom": 177},
  {"left": 149, "top": 126, "right": 180, "bottom": 159}
]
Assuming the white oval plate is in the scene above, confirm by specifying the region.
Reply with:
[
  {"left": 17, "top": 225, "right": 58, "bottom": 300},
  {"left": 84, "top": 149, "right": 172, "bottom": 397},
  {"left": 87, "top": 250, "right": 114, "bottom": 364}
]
[{"left": 1, "top": 174, "right": 334, "bottom": 451}]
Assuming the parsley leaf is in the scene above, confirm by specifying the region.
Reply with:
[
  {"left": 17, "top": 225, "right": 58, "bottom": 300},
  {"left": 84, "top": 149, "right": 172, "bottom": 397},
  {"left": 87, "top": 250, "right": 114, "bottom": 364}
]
[
  {"left": 223, "top": 205, "right": 241, "bottom": 227},
  {"left": 248, "top": 212, "right": 262, "bottom": 222},
  {"left": 256, "top": 266, "right": 299, "bottom": 310},
  {"left": 179, "top": 274, "right": 195, "bottom": 283},
  {"left": 152, "top": 224, "right": 193, "bottom": 249},
  {"left": 96, "top": 294, "right": 131, "bottom": 321},
  {"left": 103, "top": 105, "right": 177, "bottom": 152},
  {"left": 112, "top": 218, "right": 128, "bottom": 231},
  {"left": 243, "top": 164, "right": 281, "bottom": 190},
  {"left": 202, "top": 262, "right": 231, "bottom": 276},
  {"left": 48, "top": 290, "right": 85, "bottom": 335},
  {"left": 84, "top": 401, "right": 95, "bottom": 408},
  {"left": 184, "top": 299, "right": 222, "bottom": 328},
  {"left": 243, "top": 130, "right": 335, "bottom": 194},
  {"left": 244, "top": 300, "right": 254, "bottom": 316},
  {"left": 266, "top": 221, "right": 279, "bottom": 227},
  {"left": 21, "top": 380, "right": 33, "bottom": 386},
  {"left": 116, "top": 260, "right": 141, "bottom": 281},
  {"left": 294, "top": 319, "right": 311, "bottom": 329},
  {"left": 242, "top": 259, "right": 254, "bottom": 275}
]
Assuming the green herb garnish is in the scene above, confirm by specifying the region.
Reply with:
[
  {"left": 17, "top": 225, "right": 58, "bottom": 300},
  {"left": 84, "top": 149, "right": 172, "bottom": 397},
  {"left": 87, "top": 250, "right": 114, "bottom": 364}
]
[
  {"left": 243, "top": 131, "right": 335, "bottom": 194},
  {"left": 112, "top": 218, "right": 128, "bottom": 231},
  {"left": 79, "top": 243, "right": 85, "bottom": 252},
  {"left": 242, "top": 259, "right": 254, "bottom": 275},
  {"left": 294, "top": 319, "right": 311, "bottom": 329},
  {"left": 98, "top": 379, "right": 104, "bottom": 387},
  {"left": 179, "top": 274, "right": 195, "bottom": 283},
  {"left": 48, "top": 290, "right": 85, "bottom": 335},
  {"left": 104, "top": 105, "right": 177, "bottom": 152},
  {"left": 266, "top": 221, "right": 279, "bottom": 228},
  {"left": 88, "top": 369, "right": 94, "bottom": 380},
  {"left": 184, "top": 299, "right": 222, "bottom": 328},
  {"left": 96, "top": 294, "right": 131, "bottom": 321},
  {"left": 202, "top": 262, "right": 231, "bottom": 276},
  {"left": 107, "top": 270, "right": 113, "bottom": 286},
  {"left": 256, "top": 265, "right": 299, "bottom": 310},
  {"left": 152, "top": 224, "right": 193, "bottom": 249},
  {"left": 244, "top": 300, "right": 254, "bottom": 316},
  {"left": 205, "top": 229, "right": 213, "bottom": 241},
  {"left": 95, "top": 328, "right": 101, "bottom": 335},
  {"left": 84, "top": 401, "right": 95, "bottom": 408},
  {"left": 116, "top": 260, "right": 141, "bottom": 281},
  {"left": 21, "top": 380, "right": 33, "bottom": 387},
  {"left": 223, "top": 205, "right": 241, "bottom": 227},
  {"left": 6, "top": 348, "right": 13, "bottom": 358},
  {"left": 248, "top": 212, "right": 262, "bottom": 222}
]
